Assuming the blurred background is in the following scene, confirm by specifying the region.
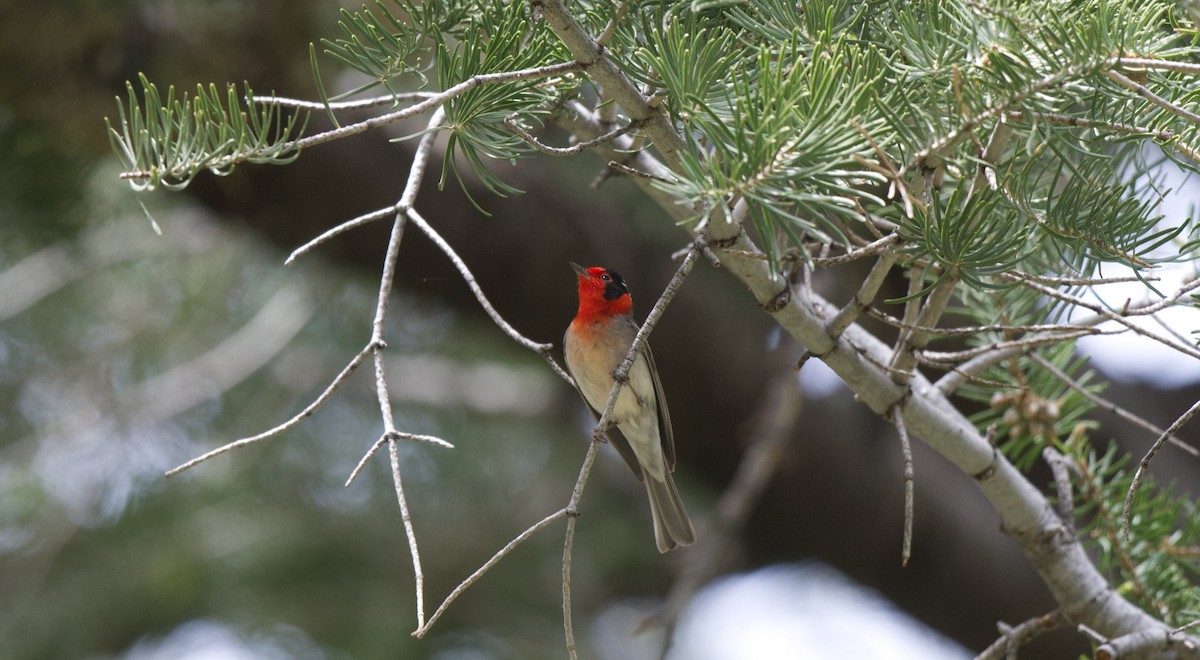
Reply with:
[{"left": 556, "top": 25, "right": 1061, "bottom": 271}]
[{"left": 3, "top": 2, "right": 1199, "bottom": 658}]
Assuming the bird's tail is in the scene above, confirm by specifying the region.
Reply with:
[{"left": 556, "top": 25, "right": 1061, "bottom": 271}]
[{"left": 646, "top": 472, "right": 696, "bottom": 553}]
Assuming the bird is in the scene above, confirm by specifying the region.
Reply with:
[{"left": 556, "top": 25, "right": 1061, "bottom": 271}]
[{"left": 563, "top": 262, "right": 696, "bottom": 552}]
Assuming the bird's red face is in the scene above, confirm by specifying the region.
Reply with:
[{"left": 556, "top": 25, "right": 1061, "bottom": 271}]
[{"left": 571, "top": 262, "right": 632, "bottom": 319}]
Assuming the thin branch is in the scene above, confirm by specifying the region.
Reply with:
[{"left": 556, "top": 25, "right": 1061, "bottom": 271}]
[
  {"left": 411, "top": 433, "right": 601, "bottom": 642},
  {"left": 285, "top": 61, "right": 583, "bottom": 152},
  {"left": 504, "top": 113, "right": 642, "bottom": 156},
  {"left": 934, "top": 312, "right": 1108, "bottom": 395},
  {"left": 345, "top": 431, "right": 454, "bottom": 488},
  {"left": 918, "top": 330, "right": 1106, "bottom": 365},
  {"left": 1005, "top": 111, "right": 1200, "bottom": 165},
  {"left": 814, "top": 233, "right": 903, "bottom": 267},
  {"left": 891, "top": 404, "right": 915, "bottom": 566},
  {"left": 1005, "top": 275, "right": 1200, "bottom": 361},
  {"left": 1042, "top": 447, "right": 1076, "bottom": 535},
  {"left": 1104, "top": 69, "right": 1200, "bottom": 126},
  {"left": 606, "top": 159, "right": 677, "bottom": 184},
  {"left": 592, "top": 234, "right": 706, "bottom": 436},
  {"left": 164, "top": 333, "right": 369, "bottom": 478},
  {"left": 866, "top": 307, "right": 1104, "bottom": 338},
  {"left": 1122, "top": 397, "right": 1200, "bottom": 538},
  {"left": 890, "top": 274, "right": 960, "bottom": 379},
  {"left": 974, "top": 610, "right": 1064, "bottom": 660},
  {"left": 370, "top": 217, "right": 407, "bottom": 436},
  {"left": 1116, "top": 57, "right": 1200, "bottom": 76},
  {"left": 1008, "top": 269, "right": 1159, "bottom": 286},
  {"left": 260, "top": 91, "right": 438, "bottom": 111},
  {"left": 286, "top": 206, "right": 396, "bottom": 265},
  {"left": 415, "top": 507, "right": 568, "bottom": 638},
  {"left": 389, "top": 436, "right": 427, "bottom": 632},
  {"left": 827, "top": 250, "right": 901, "bottom": 339},
  {"left": 562, "top": 440, "right": 600, "bottom": 660},
  {"left": 595, "top": 0, "right": 634, "bottom": 47},
  {"left": 1029, "top": 352, "right": 1197, "bottom": 457},
  {"left": 405, "top": 208, "right": 573, "bottom": 383}
]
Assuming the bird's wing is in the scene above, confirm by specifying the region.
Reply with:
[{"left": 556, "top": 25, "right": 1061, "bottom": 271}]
[{"left": 641, "top": 344, "right": 676, "bottom": 472}]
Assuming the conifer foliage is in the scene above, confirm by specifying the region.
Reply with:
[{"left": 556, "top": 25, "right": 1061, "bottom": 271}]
[{"left": 110, "top": 1, "right": 1200, "bottom": 656}]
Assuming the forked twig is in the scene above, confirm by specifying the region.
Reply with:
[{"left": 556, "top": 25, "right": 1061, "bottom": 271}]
[
  {"left": 345, "top": 432, "right": 454, "bottom": 488},
  {"left": 164, "top": 341, "right": 372, "bottom": 477},
  {"left": 405, "top": 208, "right": 573, "bottom": 383},
  {"left": 975, "top": 610, "right": 1063, "bottom": 660},
  {"left": 415, "top": 508, "right": 569, "bottom": 637}
]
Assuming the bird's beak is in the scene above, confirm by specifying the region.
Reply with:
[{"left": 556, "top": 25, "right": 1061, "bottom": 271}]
[{"left": 570, "top": 262, "right": 588, "bottom": 277}]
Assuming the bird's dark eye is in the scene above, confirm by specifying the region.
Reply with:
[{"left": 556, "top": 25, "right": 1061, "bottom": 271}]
[{"left": 600, "top": 274, "right": 610, "bottom": 281}]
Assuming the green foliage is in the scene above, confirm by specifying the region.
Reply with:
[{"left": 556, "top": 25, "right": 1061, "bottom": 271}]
[
  {"left": 897, "top": 183, "right": 1030, "bottom": 293},
  {"left": 109, "top": 0, "right": 1200, "bottom": 273},
  {"left": 434, "top": 0, "right": 577, "bottom": 201},
  {"left": 96, "top": 0, "right": 1200, "bottom": 647},
  {"left": 1069, "top": 438, "right": 1200, "bottom": 625},
  {"left": 961, "top": 340, "right": 1099, "bottom": 470},
  {"left": 106, "top": 75, "right": 305, "bottom": 192}
]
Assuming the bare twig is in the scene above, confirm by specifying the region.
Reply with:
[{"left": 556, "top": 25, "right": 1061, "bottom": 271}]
[
  {"left": 405, "top": 208, "right": 573, "bottom": 383},
  {"left": 416, "top": 507, "right": 568, "bottom": 637},
  {"left": 974, "top": 610, "right": 1063, "bottom": 660},
  {"left": 1122, "top": 397, "right": 1200, "bottom": 538},
  {"left": 867, "top": 307, "right": 1104, "bottom": 338},
  {"left": 505, "top": 114, "right": 642, "bottom": 156},
  {"left": 595, "top": 0, "right": 633, "bottom": 47},
  {"left": 891, "top": 404, "right": 915, "bottom": 566},
  {"left": 1007, "top": 270, "right": 1159, "bottom": 287},
  {"left": 389, "top": 436, "right": 427, "bottom": 631},
  {"left": 1119, "top": 56, "right": 1200, "bottom": 76},
  {"left": 260, "top": 91, "right": 438, "bottom": 111},
  {"left": 1042, "top": 447, "right": 1076, "bottom": 534},
  {"left": 345, "top": 432, "right": 454, "bottom": 488},
  {"left": 1029, "top": 353, "right": 1197, "bottom": 457},
  {"left": 1006, "top": 275, "right": 1200, "bottom": 361},
  {"left": 918, "top": 329, "right": 1109, "bottom": 366},
  {"left": 606, "top": 159, "right": 677, "bottom": 184},
  {"left": 562, "top": 440, "right": 600, "bottom": 660},
  {"left": 286, "top": 206, "right": 396, "bottom": 265},
  {"left": 1004, "top": 110, "right": 1200, "bottom": 164},
  {"left": 164, "top": 341, "right": 369, "bottom": 478}
]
